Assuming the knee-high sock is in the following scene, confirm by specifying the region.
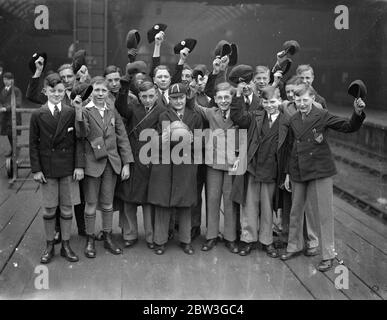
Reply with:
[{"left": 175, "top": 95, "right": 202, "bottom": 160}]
[
  {"left": 60, "top": 205, "right": 73, "bottom": 241},
  {"left": 43, "top": 208, "right": 57, "bottom": 241},
  {"left": 102, "top": 207, "right": 113, "bottom": 232}
]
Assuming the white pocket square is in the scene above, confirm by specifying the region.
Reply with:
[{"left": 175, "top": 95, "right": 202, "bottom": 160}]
[{"left": 67, "top": 127, "right": 74, "bottom": 132}]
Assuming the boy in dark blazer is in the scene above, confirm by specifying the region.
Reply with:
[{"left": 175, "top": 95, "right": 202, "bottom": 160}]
[
  {"left": 231, "top": 86, "right": 289, "bottom": 257},
  {"left": 75, "top": 76, "right": 134, "bottom": 258},
  {"left": 280, "top": 84, "right": 366, "bottom": 272},
  {"left": 29, "top": 73, "right": 84, "bottom": 264},
  {"left": 114, "top": 80, "right": 167, "bottom": 249}
]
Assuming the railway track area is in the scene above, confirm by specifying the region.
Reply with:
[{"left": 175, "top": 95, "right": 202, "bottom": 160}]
[{"left": 330, "top": 138, "right": 387, "bottom": 221}]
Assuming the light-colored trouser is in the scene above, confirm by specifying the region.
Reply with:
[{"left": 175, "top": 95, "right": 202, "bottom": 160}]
[
  {"left": 281, "top": 190, "right": 319, "bottom": 248},
  {"left": 240, "top": 173, "right": 275, "bottom": 245},
  {"left": 154, "top": 206, "right": 191, "bottom": 245},
  {"left": 206, "top": 166, "right": 237, "bottom": 242},
  {"left": 287, "top": 177, "right": 335, "bottom": 260},
  {"left": 119, "top": 202, "right": 155, "bottom": 243}
]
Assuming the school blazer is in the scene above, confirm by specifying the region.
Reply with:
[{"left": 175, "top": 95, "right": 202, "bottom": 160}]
[
  {"left": 287, "top": 105, "right": 365, "bottom": 182},
  {"left": 29, "top": 103, "right": 85, "bottom": 178},
  {"left": 75, "top": 100, "right": 134, "bottom": 178}
]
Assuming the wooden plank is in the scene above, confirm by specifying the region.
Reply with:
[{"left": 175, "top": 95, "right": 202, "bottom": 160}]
[
  {"left": 334, "top": 205, "right": 387, "bottom": 255},
  {"left": 283, "top": 255, "right": 348, "bottom": 300},
  {"left": 0, "top": 187, "right": 41, "bottom": 273},
  {"left": 334, "top": 218, "right": 387, "bottom": 299},
  {"left": 334, "top": 197, "right": 387, "bottom": 240}
]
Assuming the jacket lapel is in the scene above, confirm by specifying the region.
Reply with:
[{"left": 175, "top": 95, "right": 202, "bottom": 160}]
[
  {"left": 298, "top": 106, "right": 321, "bottom": 138},
  {"left": 278, "top": 113, "right": 289, "bottom": 150},
  {"left": 39, "top": 104, "right": 58, "bottom": 133},
  {"left": 53, "top": 105, "right": 73, "bottom": 144},
  {"left": 88, "top": 107, "right": 104, "bottom": 130}
]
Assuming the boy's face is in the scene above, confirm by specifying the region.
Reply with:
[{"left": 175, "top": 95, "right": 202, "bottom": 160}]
[
  {"left": 262, "top": 96, "right": 281, "bottom": 115},
  {"left": 214, "top": 89, "right": 232, "bottom": 111},
  {"left": 241, "top": 81, "right": 254, "bottom": 97},
  {"left": 154, "top": 69, "right": 171, "bottom": 91},
  {"left": 91, "top": 83, "right": 109, "bottom": 105},
  {"left": 139, "top": 88, "right": 158, "bottom": 109},
  {"left": 299, "top": 70, "right": 314, "bottom": 86},
  {"left": 59, "top": 68, "right": 75, "bottom": 90},
  {"left": 295, "top": 92, "right": 314, "bottom": 114},
  {"left": 285, "top": 84, "right": 296, "bottom": 102},
  {"left": 253, "top": 72, "right": 270, "bottom": 91},
  {"left": 105, "top": 72, "right": 121, "bottom": 93},
  {"left": 3, "top": 78, "right": 13, "bottom": 87},
  {"left": 182, "top": 69, "right": 193, "bottom": 84},
  {"left": 169, "top": 94, "right": 186, "bottom": 111},
  {"left": 45, "top": 83, "right": 66, "bottom": 105}
]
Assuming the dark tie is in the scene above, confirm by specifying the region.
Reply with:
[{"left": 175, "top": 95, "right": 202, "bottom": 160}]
[
  {"left": 53, "top": 105, "right": 60, "bottom": 119},
  {"left": 301, "top": 113, "right": 306, "bottom": 121},
  {"left": 222, "top": 110, "right": 227, "bottom": 120},
  {"left": 177, "top": 113, "right": 183, "bottom": 120},
  {"left": 268, "top": 115, "right": 272, "bottom": 128}
]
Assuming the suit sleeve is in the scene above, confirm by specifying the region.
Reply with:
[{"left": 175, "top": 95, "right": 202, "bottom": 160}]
[
  {"left": 74, "top": 136, "right": 85, "bottom": 169},
  {"left": 114, "top": 85, "right": 135, "bottom": 120},
  {"left": 26, "top": 77, "right": 47, "bottom": 105},
  {"left": 75, "top": 108, "right": 90, "bottom": 138},
  {"left": 29, "top": 111, "right": 42, "bottom": 173},
  {"left": 149, "top": 56, "right": 160, "bottom": 79},
  {"left": 230, "top": 96, "right": 252, "bottom": 129},
  {"left": 114, "top": 109, "right": 134, "bottom": 164},
  {"left": 171, "top": 63, "right": 183, "bottom": 85},
  {"left": 325, "top": 110, "right": 365, "bottom": 133}
]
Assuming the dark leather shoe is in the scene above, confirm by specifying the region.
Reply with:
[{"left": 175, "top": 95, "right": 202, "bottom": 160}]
[
  {"left": 103, "top": 231, "right": 122, "bottom": 255},
  {"left": 239, "top": 242, "right": 253, "bottom": 256},
  {"left": 84, "top": 235, "right": 96, "bottom": 258},
  {"left": 147, "top": 242, "right": 155, "bottom": 250},
  {"left": 60, "top": 240, "right": 79, "bottom": 262},
  {"left": 40, "top": 240, "right": 55, "bottom": 264},
  {"left": 54, "top": 231, "right": 62, "bottom": 245},
  {"left": 217, "top": 232, "right": 224, "bottom": 242},
  {"left": 263, "top": 243, "right": 279, "bottom": 258},
  {"left": 123, "top": 238, "right": 138, "bottom": 248},
  {"left": 280, "top": 251, "right": 302, "bottom": 261},
  {"left": 317, "top": 259, "right": 334, "bottom": 272},
  {"left": 225, "top": 240, "right": 239, "bottom": 254},
  {"left": 154, "top": 244, "right": 165, "bottom": 255},
  {"left": 305, "top": 247, "right": 319, "bottom": 257},
  {"left": 180, "top": 242, "right": 195, "bottom": 255},
  {"left": 201, "top": 238, "right": 217, "bottom": 251},
  {"left": 95, "top": 230, "right": 104, "bottom": 241},
  {"left": 191, "top": 226, "right": 201, "bottom": 241}
]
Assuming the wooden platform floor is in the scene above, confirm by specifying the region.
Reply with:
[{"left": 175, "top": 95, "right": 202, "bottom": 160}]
[{"left": 0, "top": 136, "right": 386, "bottom": 300}]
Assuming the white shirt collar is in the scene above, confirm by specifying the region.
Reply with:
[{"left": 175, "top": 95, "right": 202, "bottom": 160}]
[
  {"left": 47, "top": 101, "right": 62, "bottom": 115},
  {"left": 245, "top": 93, "right": 254, "bottom": 104},
  {"left": 85, "top": 100, "right": 108, "bottom": 117},
  {"left": 268, "top": 112, "right": 280, "bottom": 122}
]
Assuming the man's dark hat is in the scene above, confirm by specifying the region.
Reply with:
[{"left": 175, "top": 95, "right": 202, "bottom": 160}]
[
  {"left": 283, "top": 40, "right": 300, "bottom": 56},
  {"left": 72, "top": 49, "right": 87, "bottom": 74},
  {"left": 126, "top": 29, "right": 141, "bottom": 49},
  {"left": 228, "top": 65, "right": 254, "bottom": 85},
  {"left": 28, "top": 52, "right": 47, "bottom": 74},
  {"left": 126, "top": 61, "right": 148, "bottom": 75},
  {"left": 229, "top": 43, "right": 238, "bottom": 66},
  {"left": 174, "top": 38, "right": 197, "bottom": 54},
  {"left": 70, "top": 83, "right": 93, "bottom": 101},
  {"left": 147, "top": 23, "right": 167, "bottom": 43},
  {"left": 169, "top": 82, "right": 187, "bottom": 97},
  {"left": 348, "top": 80, "right": 367, "bottom": 99}
]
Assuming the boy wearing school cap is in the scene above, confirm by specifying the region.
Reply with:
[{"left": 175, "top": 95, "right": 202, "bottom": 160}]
[
  {"left": 74, "top": 76, "right": 134, "bottom": 258},
  {"left": 230, "top": 86, "right": 289, "bottom": 257},
  {"left": 0, "top": 72, "right": 22, "bottom": 157},
  {"left": 280, "top": 85, "right": 366, "bottom": 272},
  {"left": 147, "top": 83, "right": 203, "bottom": 255},
  {"left": 29, "top": 73, "right": 84, "bottom": 264}
]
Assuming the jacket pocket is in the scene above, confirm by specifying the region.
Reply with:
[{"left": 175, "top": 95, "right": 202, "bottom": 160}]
[{"left": 89, "top": 136, "right": 108, "bottom": 160}]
